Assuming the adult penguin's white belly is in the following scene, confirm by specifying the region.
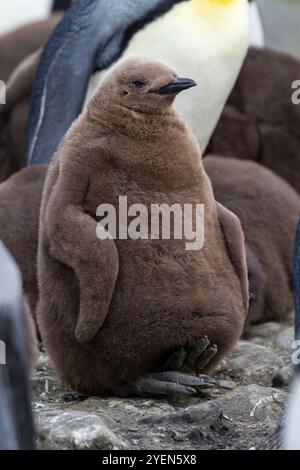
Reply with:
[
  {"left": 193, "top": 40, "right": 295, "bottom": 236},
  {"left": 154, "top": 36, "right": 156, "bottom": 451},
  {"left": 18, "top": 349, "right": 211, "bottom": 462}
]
[
  {"left": 285, "top": 376, "right": 300, "bottom": 450},
  {"left": 85, "top": 0, "right": 250, "bottom": 153}
]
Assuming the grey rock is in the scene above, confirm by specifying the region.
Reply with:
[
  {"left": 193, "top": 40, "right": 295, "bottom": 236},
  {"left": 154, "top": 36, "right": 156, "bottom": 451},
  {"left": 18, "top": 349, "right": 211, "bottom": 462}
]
[
  {"left": 215, "top": 384, "right": 287, "bottom": 450},
  {"left": 275, "top": 327, "right": 295, "bottom": 354},
  {"left": 141, "top": 401, "right": 223, "bottom": 428},
  {"left": 218, "top": 341, "right": 284, "bottom": 386},
  {"left": 173, "top": 401, "right": 223, "bottom": 426},
  {"left": 218, "top": 384, "right": 287, "bottom": 423},
  {"left": 36, "top": 410, "right": 129, "bottom": 450}
]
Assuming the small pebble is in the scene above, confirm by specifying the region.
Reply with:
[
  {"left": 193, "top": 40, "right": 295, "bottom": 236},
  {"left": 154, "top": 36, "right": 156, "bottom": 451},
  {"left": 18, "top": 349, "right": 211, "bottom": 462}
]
[{"left": 272, "top": 365, "right": 293, "bottom": 388}]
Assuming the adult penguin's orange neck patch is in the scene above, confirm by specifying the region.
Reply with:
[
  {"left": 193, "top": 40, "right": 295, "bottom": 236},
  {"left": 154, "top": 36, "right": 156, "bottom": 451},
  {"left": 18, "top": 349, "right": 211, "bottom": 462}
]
[
  {"left": 206, "top": 0, "right": 235, "bottom": 3},
  {"left": 191, "top": 0, "right": 241, "bottom": 22},
  {"left": 195, "top": 0, "right": 236, "bottom": 5}
]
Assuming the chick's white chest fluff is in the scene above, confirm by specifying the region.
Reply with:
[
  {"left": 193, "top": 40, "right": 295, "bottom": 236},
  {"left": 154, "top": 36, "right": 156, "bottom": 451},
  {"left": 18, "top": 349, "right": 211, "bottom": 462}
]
[{"left": 85, "top": 0, "right": 250, "bottom": 152}]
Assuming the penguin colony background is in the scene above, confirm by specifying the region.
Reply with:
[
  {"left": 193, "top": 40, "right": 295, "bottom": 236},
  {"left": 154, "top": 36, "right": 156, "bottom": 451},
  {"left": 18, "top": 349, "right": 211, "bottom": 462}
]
[{"left": 0, "top": 0, "right": 300, "bottom": 451}]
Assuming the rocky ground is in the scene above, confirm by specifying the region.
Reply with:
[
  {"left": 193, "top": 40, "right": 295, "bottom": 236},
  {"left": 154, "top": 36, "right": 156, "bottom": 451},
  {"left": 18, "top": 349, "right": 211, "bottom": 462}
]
[{"left": 31, "top": 320, "right": 294, "bottom": 450}]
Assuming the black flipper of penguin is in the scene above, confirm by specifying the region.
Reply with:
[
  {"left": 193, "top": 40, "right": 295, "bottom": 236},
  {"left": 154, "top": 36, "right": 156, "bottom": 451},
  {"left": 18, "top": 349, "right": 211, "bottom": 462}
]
[
  {"left": 26, "top": 0, "right": 185, "bottom": 166},
  {"left": 0, "top": 243, "right": 35, "bottom": 450}
]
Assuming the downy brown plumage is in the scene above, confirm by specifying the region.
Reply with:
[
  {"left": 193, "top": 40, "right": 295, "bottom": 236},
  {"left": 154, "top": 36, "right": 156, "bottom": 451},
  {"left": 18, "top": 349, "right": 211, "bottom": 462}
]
[
  {"left": 37, "top": 57, "right": 248, "bottom": 396},
  {"left": 204, "top": 155, "right": 300, "bottom": 329}
]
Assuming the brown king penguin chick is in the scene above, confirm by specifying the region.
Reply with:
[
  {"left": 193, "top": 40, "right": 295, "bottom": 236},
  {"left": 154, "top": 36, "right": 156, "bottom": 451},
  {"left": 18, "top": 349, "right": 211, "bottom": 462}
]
[
  {"left": 0, "top": 15, "right": 61, "bottom": 83},
  {"left": 208, "top": 47, "right": 300, "bottom": 194},
  {"left": 0, "top": 50, "right": 42, "bottom": 182},
  {"left": 0, "top": 165, "right": 47, "bottom": 316},
  {"left": 203, "top": 155, "right": 300, "bottom": 331},
  {"left": 37, "top": 57, "right": 249, "bottom": 397}
]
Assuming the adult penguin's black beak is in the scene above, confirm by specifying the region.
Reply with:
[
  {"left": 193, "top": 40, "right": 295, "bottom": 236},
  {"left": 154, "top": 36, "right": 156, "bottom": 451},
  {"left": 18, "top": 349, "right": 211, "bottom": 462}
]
[{"left": 154, "top": 77, "right": 197, "bottom": 95}]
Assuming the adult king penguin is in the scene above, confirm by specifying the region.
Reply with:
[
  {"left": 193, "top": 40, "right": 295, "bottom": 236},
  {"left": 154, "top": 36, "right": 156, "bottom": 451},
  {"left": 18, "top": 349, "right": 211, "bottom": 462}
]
[
  {"left": 84, "top": 0, "right": 250, "bottom": 152},
  {"left": 284, "top": 222, "right": 300, "bottom": 449},
  {"left": 0, "top": 243, "right": 35, "bottom": 450},
  {"left": 27, "top": 0, "right": 250, "bottom": 166}
]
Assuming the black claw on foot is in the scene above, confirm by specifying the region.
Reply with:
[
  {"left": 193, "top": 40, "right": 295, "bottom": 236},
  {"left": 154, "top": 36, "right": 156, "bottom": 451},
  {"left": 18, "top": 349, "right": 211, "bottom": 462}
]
[
  {"left": 195, "top": 344, "right": 218, "bottom": 372},
  {"left": 119, "top": 337, "right": 219, "bottom": 398},
  {"left": 159, "top": 336, "right": 218, "bottom": 375},
  {"left": 118, "top": 371, "right": 218, "bottom": 398}
]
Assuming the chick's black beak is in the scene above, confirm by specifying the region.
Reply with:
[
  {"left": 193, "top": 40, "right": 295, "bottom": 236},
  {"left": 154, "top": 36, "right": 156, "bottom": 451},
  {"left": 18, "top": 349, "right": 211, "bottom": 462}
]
[{"left": 155, "top": 77, "right": 197, "bottom": 95}]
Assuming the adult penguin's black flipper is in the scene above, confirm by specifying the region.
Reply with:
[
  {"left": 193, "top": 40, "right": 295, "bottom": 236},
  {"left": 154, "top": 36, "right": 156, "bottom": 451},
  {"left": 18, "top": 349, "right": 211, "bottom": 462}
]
[
  {"left": 26, "top": 0, "right": 184, "bottom": 166},
  {"left": 0, "top": 243, "right": 35, "bottom": 450}
]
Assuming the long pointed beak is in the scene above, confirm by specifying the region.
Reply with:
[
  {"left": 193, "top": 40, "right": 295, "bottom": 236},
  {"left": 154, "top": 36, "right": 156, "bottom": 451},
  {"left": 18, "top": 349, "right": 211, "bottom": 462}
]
[{"left": 155, "top": 77, "right": 197, "bottom": 96}]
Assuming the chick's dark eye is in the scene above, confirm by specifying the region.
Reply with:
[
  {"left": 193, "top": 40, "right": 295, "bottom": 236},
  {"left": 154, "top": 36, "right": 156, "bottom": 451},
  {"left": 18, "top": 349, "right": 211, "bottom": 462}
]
[{"left": 132, "top": 80, "right": 146, "bottom": 88}]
